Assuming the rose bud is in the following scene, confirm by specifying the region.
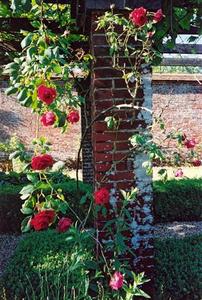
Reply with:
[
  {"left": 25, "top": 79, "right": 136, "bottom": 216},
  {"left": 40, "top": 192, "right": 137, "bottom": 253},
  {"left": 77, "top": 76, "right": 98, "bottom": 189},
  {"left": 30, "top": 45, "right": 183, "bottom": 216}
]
[
  {"left": 153, "top": 9, "right": 164, "bottom": 23},
  {"left": 67, "top": 110, "right": 80, "bottom": 124},
  {"left": 57, "top": 217, "right": 72, "bottom": 233}
]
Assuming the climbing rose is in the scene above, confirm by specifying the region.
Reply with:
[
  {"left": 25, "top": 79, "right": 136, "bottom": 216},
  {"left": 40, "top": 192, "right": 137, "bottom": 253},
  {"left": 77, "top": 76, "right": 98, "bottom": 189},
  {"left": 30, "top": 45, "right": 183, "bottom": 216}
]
[
  {"left": 40, "top": 111, "right": 56, "bottom": 126},
  {"left": 30, "top": 210, "right": 55, "bottom": 231},
  {"left": 109, "top": 272, "right": 124, "bottom": 290},
  {"left": 37, "top": 85, "right": 56, "bottom": 105},
  {"left": 153, "top": 9, "right": 164, "bottom": 22},
  {"left": 192, "top": 159, "right": 201, "bottom": 167},
  {"left": 57, "top": 217, "right": 72, "bottom": 233},
  {"left": 184, "top": 138, "right": 196, "bottom": 149},
  {"left": 31, "top": 154, "right": 54, "bottom": 170},
  {"left": 67, "top": 110, "right": 80, "bottom": 124},
  {"left": 94, "top": 188, "right": 110, "bottom": 205},
  {"left": 129, "top": 7, "right": 147, "bottom": 27},
  {"left": 175, "top": 168, "right": 183, "bottom": 177}
]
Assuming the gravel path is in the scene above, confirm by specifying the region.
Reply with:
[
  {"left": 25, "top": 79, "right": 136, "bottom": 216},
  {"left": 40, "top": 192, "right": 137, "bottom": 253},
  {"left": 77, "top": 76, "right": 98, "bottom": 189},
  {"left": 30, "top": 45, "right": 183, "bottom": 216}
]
[
  {"left": 0, "top": 221, "right": 202, "bottom": 276},
  {"left": 154, "top": 221, "right": 202, "bottom": 239},
  {"left": 0, "top": 235, "right": 22, "bottom": 277}
]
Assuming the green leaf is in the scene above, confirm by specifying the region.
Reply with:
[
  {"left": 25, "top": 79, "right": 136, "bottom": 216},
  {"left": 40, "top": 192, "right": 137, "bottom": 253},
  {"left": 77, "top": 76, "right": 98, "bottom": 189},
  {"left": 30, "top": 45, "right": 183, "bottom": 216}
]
[
  {"left": 17, "top": 89, "right": 28, "bottom": 101},
  {"left": 20, "top": 184, "right": 35, "bottom": 195},
  {"left": 5, "top": 86, "right": 18, "bottom": 96},
  {"left": 21, "top": 33, "right": 33, "bottom": 49},
  {"left": 21, "top": 207, "right": 33, "bottom": 215},
  {"left": 21, "top": 216, "right": 31, "bottom": 233}
]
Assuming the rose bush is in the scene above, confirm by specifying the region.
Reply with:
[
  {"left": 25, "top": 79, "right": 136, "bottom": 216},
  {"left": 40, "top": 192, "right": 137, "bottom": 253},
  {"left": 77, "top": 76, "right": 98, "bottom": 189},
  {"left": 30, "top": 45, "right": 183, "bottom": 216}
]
[{"left": 57, "top": 217, "right": 72, "bottom": 233}]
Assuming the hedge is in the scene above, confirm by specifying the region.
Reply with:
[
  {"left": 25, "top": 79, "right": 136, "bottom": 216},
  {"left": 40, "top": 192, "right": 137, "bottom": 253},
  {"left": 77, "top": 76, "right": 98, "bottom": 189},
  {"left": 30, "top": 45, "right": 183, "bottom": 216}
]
[
  {"left": 0, "top": 178, "right": 92, "bottom": 234},
  {"left": 154, "top": 235, "right": 202, "bottom": 300},
  {"left": 0, "top": 229, "right": 96, "bottom": 300},
  {"left": 153, "top": 179, "right": 202, "bottom": 223}
]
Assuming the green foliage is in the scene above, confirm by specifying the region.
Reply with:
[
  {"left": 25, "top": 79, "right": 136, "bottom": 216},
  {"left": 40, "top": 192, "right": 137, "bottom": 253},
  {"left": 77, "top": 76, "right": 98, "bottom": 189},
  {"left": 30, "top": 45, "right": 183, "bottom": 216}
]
[
  {"left": 0, "top": 136, "right": 22, "bottom": 154},
  {"left": 153, "top": 179, "right": 202, "bottom": 223},
  {"left": 1, "top": 229, "right": 96, "bottom": 300},
  {"left": 154, "top": 235, "right": 202, "bottom": 300}
]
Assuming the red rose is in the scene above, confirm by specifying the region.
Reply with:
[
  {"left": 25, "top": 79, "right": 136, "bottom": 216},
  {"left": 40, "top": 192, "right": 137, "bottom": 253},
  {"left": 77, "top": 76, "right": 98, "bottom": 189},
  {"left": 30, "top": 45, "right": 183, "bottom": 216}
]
[
  {"left": 37, "top": 85, "right": 56, "bottom": 105},
  {"left": 192, "top": 159, "right": 201, "bottom": 167},
  {"left": 94, "top": 188, "right": 110, "bottom": 205},
  {"left": 67, "top": 110, "right": 80, "bottom": 124},
  {"left": 40, "top": 111, "right": 56, "bottom": 126},
  {"left": 57, "top": 217, "right": 72, "bottom": 233},
  {"left": 109, "top": 272, "right": 124, "bottom": 290},
  {"left": 130, "top": 7, "right": 147, "bottom": 27},
  {"left": 153, "top": 9, "right": 164, "bottom": 23},
  {"left": 184, "top": 138, "right": 196, "bottom": 149},
  {"left": 31, "top": 154, "right": 54, "bottom": 170},
  {"left": 30, "top": 210, "right": 55, "bottom": 231}
]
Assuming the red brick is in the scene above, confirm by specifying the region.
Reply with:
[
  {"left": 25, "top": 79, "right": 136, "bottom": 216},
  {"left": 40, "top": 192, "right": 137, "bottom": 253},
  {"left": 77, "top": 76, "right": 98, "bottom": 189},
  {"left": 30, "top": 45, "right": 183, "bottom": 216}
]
[
  {"left": 95, "top": 163, "right": 111, "bottom": 172},
  {"left": 93, "top": 121, "right": 107, "bottom": 132},
  {"left": 116, "top": 161, "right": 128, "bottom": 171},
  {"left": 117, "top": 182, "right": 134, "bottom": 190},
  {"left": 94, "top": 79, "right": 112, "bottom": 89},
  {"left": 109, "top": 172, "right": 134, "bottom": 181},
  {"left": 115, "top": 141, "right": 130, "bottom": 151},
  {"left": 94, "top": 90, "right": 113, "bottom": 100},
  {"left": 95, "top": 153, "right": 113, "bottom": 162},
  {"left": 95, "top": 100, "right": 114, "bottom": 110},
  {"left": 95, "top": 142, "right": 113, "bottom": 152},
  {"left": 92, "top": 35, "right": 107, "bottom": 45},
  {"left": 94, "top": 68, "right": 122, "bottom": 79},
  {"left": 94, "top": 57, "right": 112, "bottom": 67}
]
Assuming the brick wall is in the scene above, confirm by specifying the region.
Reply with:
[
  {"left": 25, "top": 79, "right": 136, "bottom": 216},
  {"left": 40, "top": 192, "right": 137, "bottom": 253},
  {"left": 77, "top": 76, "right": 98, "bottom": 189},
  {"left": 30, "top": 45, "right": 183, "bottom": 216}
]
[{"left": 153, "top": 80, "right": 202, "bottom": 151}]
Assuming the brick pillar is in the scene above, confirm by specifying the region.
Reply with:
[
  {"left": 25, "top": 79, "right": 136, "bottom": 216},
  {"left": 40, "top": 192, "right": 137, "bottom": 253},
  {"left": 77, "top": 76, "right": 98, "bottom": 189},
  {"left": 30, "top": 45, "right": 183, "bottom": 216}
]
[{"left": 85, "top": 11, "right": 154, "bottom": 287}]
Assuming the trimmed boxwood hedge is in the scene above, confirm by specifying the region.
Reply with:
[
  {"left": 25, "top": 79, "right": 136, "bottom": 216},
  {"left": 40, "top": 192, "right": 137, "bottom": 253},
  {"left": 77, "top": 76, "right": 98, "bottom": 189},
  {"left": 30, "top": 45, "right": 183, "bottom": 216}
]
[
  {"left": 153, "top": 179, "right": 202, "bottom": 223},
  {"left": 154, "top": 235, "right": 202, "bottom": 300},
  {"left": 0, "top": 178, "right": 92, "bottom": 233},
  {"left": 0, "top": 229, "right": 96, "bottom": 300}
]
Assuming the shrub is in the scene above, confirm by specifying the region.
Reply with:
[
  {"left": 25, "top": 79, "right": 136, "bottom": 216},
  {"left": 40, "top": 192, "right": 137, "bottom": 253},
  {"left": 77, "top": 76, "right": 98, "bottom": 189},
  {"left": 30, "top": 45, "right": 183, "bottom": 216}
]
[
  {"left": 153, "top": 179, "right": 202, "bottom": 223},
  {"left": 154, "top": 235, "right": 202, "bottom": 300},
  {"left": 0, "top": 177, "right": 92, "bottom": 234},
  {"left": 1, "top": 229, "right": 96, "bottom": 300}
]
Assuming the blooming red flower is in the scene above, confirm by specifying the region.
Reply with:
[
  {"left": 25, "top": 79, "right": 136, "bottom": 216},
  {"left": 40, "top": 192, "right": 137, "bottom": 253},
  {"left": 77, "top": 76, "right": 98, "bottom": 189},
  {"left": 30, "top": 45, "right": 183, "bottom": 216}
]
[
  {"left": 109, "top": 272, "right": 124, "bottom": 290},
  {"left": 130, "top": 7, "right": 147, "bottom": 27},
  {"left": 31, "top": 154, "right": 54, "bottom": 170},
  {"left": 184, "top": 138, "right": 196, "bottom": 149},
  {"left": 30, "top": 210, "right": 55, "bottom": 231},
  {"left": 94, "top": 188, "right": 110, "bottom": 205},
  {"left": 67, "top": 110, "right": 80, "bottom": 124},
  {"left": 57, "top": 217, "right": 72, "bottom": 233},
  {"left": 37, "top": 85, "right": 56, "bottom": 105},
  {"left": 192, "top": 159, "right": 201, "bottom": 167},
  {"left": 175, "top": 168, "right": 183, "bottom": 178},
  {"left": 40, "top": 111, "right": 56, "bottom": 126},
  {"left": 153, "top": 9, "right": 164, "bottom": 23}
]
